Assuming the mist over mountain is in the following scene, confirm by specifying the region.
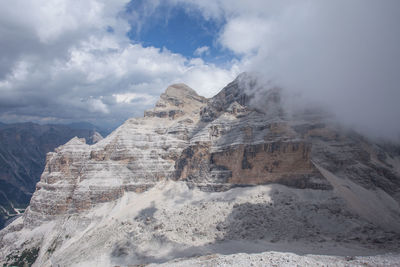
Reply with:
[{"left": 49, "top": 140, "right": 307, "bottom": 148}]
[
  {"left": 243, "top": 0, "right": 400, "bottom": 141},
  {"left": 1, "top": 1, "right": 398, "bottom": 143}
]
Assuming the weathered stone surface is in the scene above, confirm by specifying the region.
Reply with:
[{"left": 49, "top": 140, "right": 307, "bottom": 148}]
[
  {"left": 24, "top": 76, "right": 400, "bottom": 223},
  {"left": 175, "top": 132, "right": 330, "bottom": 190},
  {"left": 24, "top": 84, "right": 207, "bottom": 223},
  {"left": 145, "top": 83, "right": 207, "bottom": 119}
]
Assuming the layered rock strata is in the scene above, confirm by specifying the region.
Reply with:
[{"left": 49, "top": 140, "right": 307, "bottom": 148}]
[
  {"left": 23, "top": 75, "right": 400, "bottom": 224},
  {"left": 25, "top": 84, "right": 207, "bottom": 223}
]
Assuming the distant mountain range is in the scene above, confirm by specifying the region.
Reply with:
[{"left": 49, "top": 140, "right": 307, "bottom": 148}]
[{"left": 0, "top": 122, "right": 111, "bottom": 228}]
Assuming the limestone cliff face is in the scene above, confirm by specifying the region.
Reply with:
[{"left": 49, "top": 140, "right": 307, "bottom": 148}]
[
  {"left": 22, "top": 74, "right": 400, "bottom": 224},
  {"left": 173, "top": 76, "right": 330, "bottom": 191},
  {"left": 25, "top": 84, "right": 207, "bottom": 223}
]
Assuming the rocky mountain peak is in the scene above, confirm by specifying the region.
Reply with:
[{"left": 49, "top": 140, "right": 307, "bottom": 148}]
[
  {"left": 54, "top": 137, "right": 88, "bottom": 152},
  {"left": 163, "top": 83, "right": 199, "bottom": 99},
  {"left": 200, "top": 73, "right": 284, "bottom": 121},
  {"left": 145, "top": 83, "right": 207, "bottom": 120}
]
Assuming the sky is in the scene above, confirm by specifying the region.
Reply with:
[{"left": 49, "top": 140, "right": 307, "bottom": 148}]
[{"left": 0, "top": 0, "right": 399, "bottom": 140}]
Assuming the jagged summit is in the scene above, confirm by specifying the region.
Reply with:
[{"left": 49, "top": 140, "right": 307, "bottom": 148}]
[
  {"left": 147, "top": 74, "right": 280, "bottom": 123},
  {"left": 200, "top": 72, "right": 284, "bottom": 122},
  {"left": 211, "top": 72, "right": 255, "bottom": 108},
  {"left": 164, "top": 83, "right": 200, "bottom": 99},
  {"left": 62, "top": 136, "right": 86, "bottom": 146},
  {"left": 144, "top": 83, "right": 207, "bottom": 120}
]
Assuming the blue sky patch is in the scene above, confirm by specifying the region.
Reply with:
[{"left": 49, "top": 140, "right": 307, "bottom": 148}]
[{"left": 124, "top": 1, "right": 237, "bottom": 63}]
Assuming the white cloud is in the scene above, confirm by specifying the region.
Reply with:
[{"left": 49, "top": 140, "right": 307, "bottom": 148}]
[
  {"left": 113, "top": 93, "right": 155, "bottom": 105},
  {"left": 0, "top": 0, "right": 238, "bottom": 127},
  {"left": 180, "top": 62, "right": 240, "bottom": 97},
  {"left": 194, "top": 46, "right": 210, "bottom": 56},
  {"left": 87, "top": 98, "right": 109, "bottom": 114},
  {"left": 219, "top": 17, "right": 272, "bottom": 54},
  {"left": 3, "top": 0, "right": 399, "bottom": 141}
]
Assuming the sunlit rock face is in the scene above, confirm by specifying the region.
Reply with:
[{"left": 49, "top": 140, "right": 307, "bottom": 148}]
[
  {"left": 25, "top": 84, "right": 208, "bottom": 223},
  {"left": 26, "top": 77, "right": 330, "bottom": 223},
  {"left": 144, "top": 83, "right": 207, "bottom": 119},
  {"left": 25, "top": 74, "right": 400, "bottom": 223}
]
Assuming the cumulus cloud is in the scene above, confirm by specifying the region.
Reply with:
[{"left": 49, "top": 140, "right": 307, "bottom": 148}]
[
  {"left": 113, "top": 93, "right": 156, "bottom": 105},
  {"left": 193, "top": 46, "right": 210, "bottom": 56},
  {"left": 218, "top": 17, "right": 271, "bottom": 54},
  {"left": 0, "top": 0, "right": 238, "bottom": 127},
  {"left": 2, "top": 0, "right": 399, "bottom": 141}
]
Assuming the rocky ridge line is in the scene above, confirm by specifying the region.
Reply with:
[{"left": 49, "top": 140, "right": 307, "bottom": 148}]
[{"left": 23, "top": 77, "right": 338, "bottom": 223}]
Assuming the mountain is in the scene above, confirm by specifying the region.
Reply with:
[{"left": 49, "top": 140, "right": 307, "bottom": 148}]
[
  {"left": 0, "top": 122, "right": 103, "bottom": 229},
  {"left": 0, "top": 76, "right": 399, "bottom": 266},
  {"left": 65, "top": 122, "right": 112, "bottom": 138}
]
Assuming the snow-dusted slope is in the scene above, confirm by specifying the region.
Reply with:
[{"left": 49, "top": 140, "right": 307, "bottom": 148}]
[{"left": 1, "top": 75, "right": 400, "bottom": 266}]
